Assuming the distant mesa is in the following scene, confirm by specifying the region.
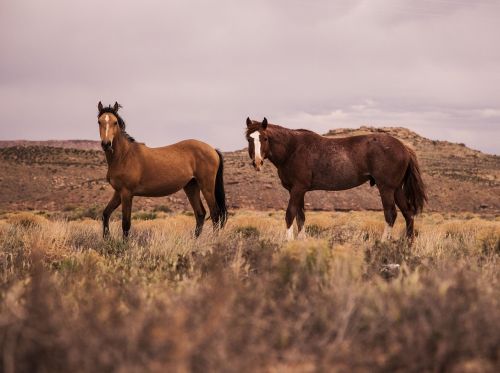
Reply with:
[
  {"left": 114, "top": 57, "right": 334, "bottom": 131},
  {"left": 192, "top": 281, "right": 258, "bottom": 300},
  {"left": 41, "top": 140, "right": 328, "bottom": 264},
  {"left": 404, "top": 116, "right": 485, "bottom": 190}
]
[{"left": 0, "top": 140, "right": 101, "bottom": 151}]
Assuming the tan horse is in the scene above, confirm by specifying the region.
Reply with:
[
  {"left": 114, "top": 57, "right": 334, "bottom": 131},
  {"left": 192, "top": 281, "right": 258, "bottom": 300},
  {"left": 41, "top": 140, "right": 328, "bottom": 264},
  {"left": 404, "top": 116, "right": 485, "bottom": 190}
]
[{"left": 97, "top": 102, "right": 227, "bottom": 238}]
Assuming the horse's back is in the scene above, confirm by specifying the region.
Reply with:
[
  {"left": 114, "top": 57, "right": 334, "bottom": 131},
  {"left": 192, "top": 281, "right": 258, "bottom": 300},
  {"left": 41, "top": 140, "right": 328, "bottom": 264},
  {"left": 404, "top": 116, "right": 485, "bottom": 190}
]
[
  {"left": 330, "top": 133, "right": 408, "bottom": 161},
  {"left": 143, "top": 139, "right": 217, "bottom": 164},
  {"left": 152, "top": 139, "right": 215, "bottom": 155},
  {"left": 150, "top": 139, "right": 220, "bottom": 173},
  {"left": 332, "top": 132, "right": 405, "bottom": 148}
]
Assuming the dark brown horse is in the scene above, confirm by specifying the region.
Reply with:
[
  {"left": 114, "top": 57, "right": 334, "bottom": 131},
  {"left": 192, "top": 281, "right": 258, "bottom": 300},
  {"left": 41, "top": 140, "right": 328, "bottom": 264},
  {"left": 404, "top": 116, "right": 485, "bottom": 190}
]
[
  {"left": 245, "top": 118, "right": 427, "bottom": 241},
  {"left": 97, "top": 101, "right": 227, "bottom": 238}
]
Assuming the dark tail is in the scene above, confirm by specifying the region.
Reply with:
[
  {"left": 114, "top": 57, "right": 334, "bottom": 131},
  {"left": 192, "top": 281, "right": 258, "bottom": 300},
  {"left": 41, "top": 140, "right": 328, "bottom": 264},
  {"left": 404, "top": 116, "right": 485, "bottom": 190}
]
[
  {"left": 214, "top": 149, "right": 228, "bottom": 228},
  {"left": 403, "top": 147, "right": 428, "bottom": 214}
]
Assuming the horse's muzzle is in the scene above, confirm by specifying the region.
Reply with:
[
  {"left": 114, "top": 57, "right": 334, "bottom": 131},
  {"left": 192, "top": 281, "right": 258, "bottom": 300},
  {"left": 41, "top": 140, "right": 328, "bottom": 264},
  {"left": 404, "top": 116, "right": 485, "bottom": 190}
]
[
  {"left": 252, "top": 159, "right": 264, "bottom": 171},
  {"left": 101, "top": 141, "right": 112, "bottom": 151}
]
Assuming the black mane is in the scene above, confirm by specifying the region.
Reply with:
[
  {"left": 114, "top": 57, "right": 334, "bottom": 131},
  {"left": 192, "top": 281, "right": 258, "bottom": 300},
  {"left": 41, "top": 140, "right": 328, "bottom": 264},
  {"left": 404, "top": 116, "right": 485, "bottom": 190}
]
[{"left": 98, "top": 105, "right": 135, "bottom": 142}]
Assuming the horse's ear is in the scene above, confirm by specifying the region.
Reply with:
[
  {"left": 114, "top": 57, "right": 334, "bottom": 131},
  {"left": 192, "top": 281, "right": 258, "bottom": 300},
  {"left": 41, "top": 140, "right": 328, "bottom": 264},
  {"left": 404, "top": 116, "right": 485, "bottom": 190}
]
[
  {"left": 262, "top": 117, "right": 268, "bottom": 129},
  {"left": 113, "top": 101, "right": 120, "bottom": 112},
  {"left": 98, "top": 101, "right": 103, "bottom": 112},
  {"left": 246, "top": 117, "right": 252, "bottom": 127}
]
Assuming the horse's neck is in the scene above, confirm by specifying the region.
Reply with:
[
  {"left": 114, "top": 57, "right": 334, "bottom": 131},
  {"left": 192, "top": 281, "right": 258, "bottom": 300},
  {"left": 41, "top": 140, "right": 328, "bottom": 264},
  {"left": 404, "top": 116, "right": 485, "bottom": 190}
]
[
  {"left": 267, "top": 127, "right": 295, "bottom": 166},
  {"left": 105, "top": 134, "right": 131, "bottom": 166}
]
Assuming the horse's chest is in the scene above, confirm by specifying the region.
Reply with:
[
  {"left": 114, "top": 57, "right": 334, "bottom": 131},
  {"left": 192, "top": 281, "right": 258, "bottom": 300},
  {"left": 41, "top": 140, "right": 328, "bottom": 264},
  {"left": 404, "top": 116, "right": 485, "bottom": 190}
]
[
  {"left": 107, "top": 171, "right": 131, "bottom": 191},
  {"left": 278, "top": 177, "right": 292, "bottom": 191},
  {"left": 107, "top": 174, "right": 121, "bottom": 190}
]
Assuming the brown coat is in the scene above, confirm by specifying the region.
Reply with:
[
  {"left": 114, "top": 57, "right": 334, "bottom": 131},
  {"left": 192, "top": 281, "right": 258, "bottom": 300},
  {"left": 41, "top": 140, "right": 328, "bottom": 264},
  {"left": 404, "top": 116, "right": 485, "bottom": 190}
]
[{"left": 246, "top": 118, "right": 426, "bottom": 240}]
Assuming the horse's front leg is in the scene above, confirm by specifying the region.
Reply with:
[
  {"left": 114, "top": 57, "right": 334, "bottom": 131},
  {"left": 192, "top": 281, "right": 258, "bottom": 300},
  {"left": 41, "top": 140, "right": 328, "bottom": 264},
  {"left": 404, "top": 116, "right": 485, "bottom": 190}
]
[
  {"left": 120, "top": 190, "right": 133, "bottom": 240},
  {"left": 285, "top": 188, "right": 306, "bottom": 241},
  {"left": 103, "top": 191, "right": 121, "bottom": 238}
]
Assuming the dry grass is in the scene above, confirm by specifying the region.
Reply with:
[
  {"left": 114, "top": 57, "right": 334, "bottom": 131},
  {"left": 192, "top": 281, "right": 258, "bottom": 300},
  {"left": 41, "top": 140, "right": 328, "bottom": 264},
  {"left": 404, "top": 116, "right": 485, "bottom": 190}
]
[{"left": 0, "top": 210, "right": 499, "bottom": 372}]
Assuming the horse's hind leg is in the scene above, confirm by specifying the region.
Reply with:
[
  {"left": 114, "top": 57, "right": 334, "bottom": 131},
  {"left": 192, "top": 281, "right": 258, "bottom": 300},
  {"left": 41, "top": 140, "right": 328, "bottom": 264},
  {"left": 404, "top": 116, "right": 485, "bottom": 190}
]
[
  {"left": 103, "top": 191, "right": 121, "bottom": 238},
  {"left": 378, "top": 186, "right": 397, "bottom": 242},
  {"left": 296, "top": 194, "right": 306, "bottom": 239},
  {"left": 285, "top": 188, "right": 306, "bottom": 240},
  {"left": 394, "top": 187, "right": 415, "bottom": 240},
  {"left": 183, "top": 179, "right": 206, "bottom": 238},
  {"left": 198, "top": 179, "right": 221, "bottom": 231}
]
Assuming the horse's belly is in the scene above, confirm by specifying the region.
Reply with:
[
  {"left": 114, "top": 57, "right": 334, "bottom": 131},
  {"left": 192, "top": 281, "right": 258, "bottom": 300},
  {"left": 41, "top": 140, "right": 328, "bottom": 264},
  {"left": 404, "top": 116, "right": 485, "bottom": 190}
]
[
  {"left": 134, "top": 186, "right": 183, "bottom": 197},
  {"left": 312, "top": 169, "right": 369, "bottom": 191},
  {"left": 134, "top": 174, "right": 191, "bottom": 197}
]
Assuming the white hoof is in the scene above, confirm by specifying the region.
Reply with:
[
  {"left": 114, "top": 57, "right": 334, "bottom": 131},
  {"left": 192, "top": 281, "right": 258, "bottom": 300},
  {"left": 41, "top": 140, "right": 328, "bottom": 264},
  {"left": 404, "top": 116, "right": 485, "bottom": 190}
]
[{"left": 381, "top": 223, "right": 393, "bottom": 242}]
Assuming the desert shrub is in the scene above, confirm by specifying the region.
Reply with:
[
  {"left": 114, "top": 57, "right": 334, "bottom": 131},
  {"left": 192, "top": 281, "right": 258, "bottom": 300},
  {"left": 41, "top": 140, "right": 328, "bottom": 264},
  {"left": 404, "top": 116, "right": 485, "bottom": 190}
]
[
  {"left": 232, "top": 225, "right": 259, "bottom": 239},
  {"left": 364, "top": 240, "right": 421, "bottom": 279},
  {"left": 153, "top": 205, "right": 173, "bottom": 213},
  {"left": 241, "top": 239, "right": 277, "bottom": 275},
  {"left": 130, "top": 227, "right": 155, "bottom": 247},
  {"left": 275, "top": 239, "right": 332, "bottom": 289},
  {"left": 133, "top": 211, "right": 157, "bottom": 220},
  {"left": 7, "top": 212, "right": 47, "bottom": 229},
  {"left": 477, "top": 225, "right": 500, "bottom": 257},
  {"left": 97, "top": 237, "right": 129, "bottom": 257},
  {"left": 305, "top": 223, "right": 328, "bottom": 238},
  {"left": 67, "top": 224, "right": 102, "bottom": 251},
  {"left": 0, "top": 226, "right": 32, "bottom": 277},
  {"left": 68, "top": 205, "right": 101, "bottom": 220},
  {"left": 51, "top": 257, "right": 81, "bottom": 273}
]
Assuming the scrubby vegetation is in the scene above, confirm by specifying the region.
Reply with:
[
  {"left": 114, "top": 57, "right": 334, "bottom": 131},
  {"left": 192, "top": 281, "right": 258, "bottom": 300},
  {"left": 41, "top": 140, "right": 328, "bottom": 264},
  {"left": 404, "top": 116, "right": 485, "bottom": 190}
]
[{"left": 0, "top": 211, "right": 499, "bottom": 372}]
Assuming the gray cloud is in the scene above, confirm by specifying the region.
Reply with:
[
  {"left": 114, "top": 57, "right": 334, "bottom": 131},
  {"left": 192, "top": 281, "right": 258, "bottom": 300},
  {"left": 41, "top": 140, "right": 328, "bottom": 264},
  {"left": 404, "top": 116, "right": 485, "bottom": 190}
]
[{"left": 0, "top": 0, "right": 499, "bottom": 154}]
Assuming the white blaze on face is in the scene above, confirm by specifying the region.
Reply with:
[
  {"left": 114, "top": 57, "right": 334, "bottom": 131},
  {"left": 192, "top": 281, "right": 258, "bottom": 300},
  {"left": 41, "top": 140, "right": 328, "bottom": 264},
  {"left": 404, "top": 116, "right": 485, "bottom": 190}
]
[
  {"left": 104, "top": 114, "right": 109, "bottom": 137},
  {"left": 101, "top": 114, "right": 114, "bottom": 147},
  {"left": 250, "top": 131, "right": 261, "bottom": 162}
]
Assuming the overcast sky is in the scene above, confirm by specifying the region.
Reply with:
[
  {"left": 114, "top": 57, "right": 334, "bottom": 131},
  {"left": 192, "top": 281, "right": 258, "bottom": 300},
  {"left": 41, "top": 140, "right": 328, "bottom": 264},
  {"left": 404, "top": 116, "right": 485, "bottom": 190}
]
[{"left": 1, "top": 0, "right": 499, "bottom": 154}]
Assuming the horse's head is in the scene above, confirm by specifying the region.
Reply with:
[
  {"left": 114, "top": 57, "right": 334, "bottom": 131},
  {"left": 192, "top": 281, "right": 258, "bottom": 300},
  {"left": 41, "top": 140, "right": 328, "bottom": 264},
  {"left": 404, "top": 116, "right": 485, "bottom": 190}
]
[
  {"left": 246, "top": 117, "right": 269, "bottom": 171},
  {"left": 97, "top": 101, "right": 123, "bottom": 151}
]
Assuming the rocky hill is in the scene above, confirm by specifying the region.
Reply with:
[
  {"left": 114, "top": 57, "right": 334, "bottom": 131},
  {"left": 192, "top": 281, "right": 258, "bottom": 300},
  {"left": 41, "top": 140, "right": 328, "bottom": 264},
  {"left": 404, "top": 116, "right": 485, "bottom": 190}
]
[
  {"left": 1, "top": 127, "right": 499, "bottom": 214},
  {"left": 0, "top": 140, "right": 101, "bottom": 150}
]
